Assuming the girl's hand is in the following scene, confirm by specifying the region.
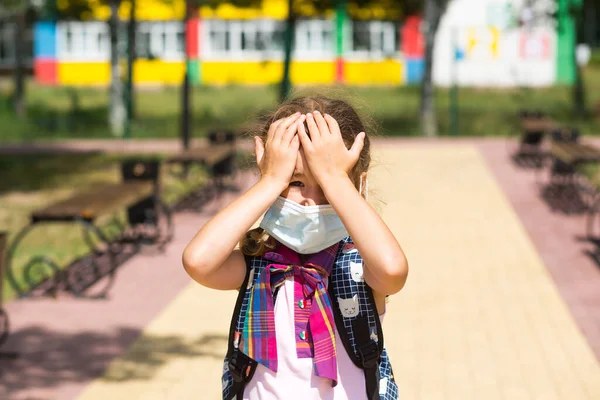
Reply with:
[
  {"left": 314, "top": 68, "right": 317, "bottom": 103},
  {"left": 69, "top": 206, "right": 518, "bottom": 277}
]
[
  {"left": 255, "top": 112, "right": 305, "bottom": 189},
  {"left": 297, "top": 111, "right": 365, "bottom": 185}
]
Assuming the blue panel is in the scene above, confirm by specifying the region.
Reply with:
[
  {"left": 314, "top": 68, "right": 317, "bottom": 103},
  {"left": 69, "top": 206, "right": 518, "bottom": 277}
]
[
  {"left": 406, "top": 58, "right": 424, "bottom": 84},
  {"left": 34, "top": 22, "right": 56, "bottom": 58}
]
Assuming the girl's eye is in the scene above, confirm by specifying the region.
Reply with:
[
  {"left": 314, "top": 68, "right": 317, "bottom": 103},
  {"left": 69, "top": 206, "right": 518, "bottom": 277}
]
[{"left": 289, "top": 181, "right": 304, "bottom": 187}]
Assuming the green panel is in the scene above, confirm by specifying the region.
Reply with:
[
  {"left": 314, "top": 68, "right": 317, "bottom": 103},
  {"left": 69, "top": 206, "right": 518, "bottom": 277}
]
[
  {"left": 335, "top": 1, "right": 346, "bottom": 57},
  {"left": 556, "top": 0, "right": 580, "bottom": 84},
  {"left": 188, "top": 60, "right": 201, "bottom": 85}
]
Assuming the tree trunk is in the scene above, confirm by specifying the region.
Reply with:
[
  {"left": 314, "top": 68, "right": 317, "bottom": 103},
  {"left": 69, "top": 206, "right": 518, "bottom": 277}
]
[
  {"left": 126, "top": 0, "right": 136, "bottom": 121},
  {"left": 181, "top": 0, "right": 192, "bottom": 150},
  {"left": 421, "top": 0, "right": 440, "bottom": 137},
  {"left": 109, "top": 0, "right": 126, "bottom": 137},
  {"left": 572, "top": 6, "right": 587, "bottom": 116},
  {"left": 13, "top": 12, "right": 26, "bottom": 118},
  {"left": 280, "top": 0, "right": 296, "bottom": 103}
]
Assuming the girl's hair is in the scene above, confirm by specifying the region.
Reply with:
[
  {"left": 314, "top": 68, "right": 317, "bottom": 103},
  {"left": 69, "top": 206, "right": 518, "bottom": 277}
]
[{"left": 239, "top": 96, "right": 372, "bottom": 257}]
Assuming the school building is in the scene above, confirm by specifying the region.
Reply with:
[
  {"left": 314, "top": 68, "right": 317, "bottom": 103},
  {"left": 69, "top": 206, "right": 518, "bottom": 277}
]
[{"left": 5, "top": 0, "right": 580, "bottom": 87}]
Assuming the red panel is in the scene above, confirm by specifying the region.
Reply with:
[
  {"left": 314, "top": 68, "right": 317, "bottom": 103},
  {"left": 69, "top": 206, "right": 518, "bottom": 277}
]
[
  {"left": 186, "top": 18, "right": 199, "bottom": 59},
  {"left": 34, "top": 59, "right": 57, "bottom": 85},
  {"left": 402, "top": 15, "right": 425, "bottom": 58},
  {"left": 335, "top": 57, "right": 344, "bottom": 83}
]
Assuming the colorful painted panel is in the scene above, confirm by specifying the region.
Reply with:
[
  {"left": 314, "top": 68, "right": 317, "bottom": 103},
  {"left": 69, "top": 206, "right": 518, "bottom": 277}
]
[
  {"left": 344, "top": 60, "right": 403, "bottom": 85},
  {"left": 34, "top": 59, "right": 58, "bottom": 85},
  {"left": 405, "top": 58, "right": 424, "bottom": 84},
  {"left": 34, "top": 22, "right": 57, "bottom": 58}
]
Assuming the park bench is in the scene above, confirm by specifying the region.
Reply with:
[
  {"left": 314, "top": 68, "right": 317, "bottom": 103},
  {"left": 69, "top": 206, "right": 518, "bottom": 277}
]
[
  {"left": 542, "top": 128, "right": 600, "bottom": 214},
  {"left": 165, "top": 130, "right": 240, "bottom": 211},
  {"left": 166, "top": 129, "right": 239, "bottom": 178},
  {"left": 514, "top": 110, "right": 558, "bottom": 167},
  {"left": 4, "top": 159, "right": 173, "bottom": 299}
]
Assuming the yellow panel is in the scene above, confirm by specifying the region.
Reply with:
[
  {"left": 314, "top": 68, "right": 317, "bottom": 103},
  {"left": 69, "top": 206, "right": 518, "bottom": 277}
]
[
  {"left": 133, "top": 60, "right": 186, "bottom": 85},
  {"left": 291, "top": 62, "right": 335, "bottom": 84},
  {"left": 202, "top": 61, "right": 281, "bottom": 85},
  {"left": 202, "top": 61, "right": 335, "bottom": 85},
  {"left": 85, "top": 0, "right": 185, "bottom": 21},
  {"left": 344, "top": 60, "right": 403, "bottom": 85},
  {"left": 81, "top": 0, "right": 338, "bottom": 21},
  {"left": 58, "top": 62, "right": 110, "bottom": 86}
]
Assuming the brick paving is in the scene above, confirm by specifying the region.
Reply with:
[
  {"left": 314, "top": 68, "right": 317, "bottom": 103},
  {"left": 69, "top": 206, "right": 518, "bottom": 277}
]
[{"left": 2, "top": 139, "right": 600, "bottom": 400}]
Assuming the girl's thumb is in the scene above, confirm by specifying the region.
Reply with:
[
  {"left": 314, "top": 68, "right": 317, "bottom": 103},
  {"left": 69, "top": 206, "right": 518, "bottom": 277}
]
[
  {"left": 349, "top": 132, "right": 365, "bottom": 159},
  {"left": 255, "top": 136, "right": 265, "bottom": 164}
]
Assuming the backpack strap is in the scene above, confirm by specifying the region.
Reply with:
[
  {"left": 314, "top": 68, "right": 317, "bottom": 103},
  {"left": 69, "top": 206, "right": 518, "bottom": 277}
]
[
  {"left": 329, "top": 239, "right": 384, "bottom": 400},
  {"left": 352, "top": 315, "right": 381, "bottom": 400},
  {"left": 225, "top": 254, "right": 258, "bottom": 400}
]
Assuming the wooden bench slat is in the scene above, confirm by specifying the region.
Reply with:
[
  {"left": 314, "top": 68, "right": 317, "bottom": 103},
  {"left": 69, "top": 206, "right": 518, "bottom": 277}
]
[
  {"left": 166, "top": 144, "right": 235, "bottom": 166},
  {"left": 203, "top": 146, "right": 235, "bottom": 166},
  {"left": 32, "top": 182, "right": 154, "bottom": 222},
  {"left": 520, "top": 119, "right": 558, "bottom": 133},
  {"left": 551, "top": 142, "right": 600, "bottom": 164}
]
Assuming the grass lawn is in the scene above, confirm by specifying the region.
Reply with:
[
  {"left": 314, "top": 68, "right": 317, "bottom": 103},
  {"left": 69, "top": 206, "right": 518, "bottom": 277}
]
[
  {"left": 3, "top": 65, "right": 600, "bottom": 141},
  {"left": 0, "top": 152, "right": 209, "bottom": 301}
]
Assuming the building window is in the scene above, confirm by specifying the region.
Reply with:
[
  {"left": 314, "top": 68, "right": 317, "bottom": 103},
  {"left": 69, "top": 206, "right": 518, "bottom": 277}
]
[
  {"left": 347, "top": 20, "right": 399, "bottom": 60},
  {"left": 203, "top": 19, "right": 286, "bottom": 61},
  {"left": 295, "top": 19, "right": 334, "bottom": 60},
  {"left": 58, "top": 22, "right": 109, "bottom": 62},
  {"left": 58, "top": 21, "right": 184, "bottom": 62}
]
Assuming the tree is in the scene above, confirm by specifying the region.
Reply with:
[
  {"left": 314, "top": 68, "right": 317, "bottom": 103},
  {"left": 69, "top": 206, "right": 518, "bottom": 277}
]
[
  {"left": 521, "top": 0, "right": 586, "bottom": 116},
  {"left": 1, "top": 0, "right": 32, "bottom": 118},
  {"left": 280, "top": 0, "right": 296, "bottom": 102},
  {"left": 421, "top": 0, "right": 449, "bottom": 137},
  {"left": 107, "top": 0, "right": 126, "bottom": 137}
]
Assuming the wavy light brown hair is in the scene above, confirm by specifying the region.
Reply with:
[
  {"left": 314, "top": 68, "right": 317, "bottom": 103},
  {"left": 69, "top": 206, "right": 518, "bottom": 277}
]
[{"left": 239, "top": 96, "right": 373, "bottom": 257}]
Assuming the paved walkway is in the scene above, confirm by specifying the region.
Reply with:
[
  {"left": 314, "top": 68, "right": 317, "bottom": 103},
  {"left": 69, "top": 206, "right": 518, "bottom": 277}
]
[{"left": 3, "top": 140, "right": 600, "bottom": 399}]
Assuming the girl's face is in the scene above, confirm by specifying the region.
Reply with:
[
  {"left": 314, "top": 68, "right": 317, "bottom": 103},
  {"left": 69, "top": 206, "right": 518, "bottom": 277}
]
[{"left": 280, "top": 150, "right": 329, "bottom": 206}]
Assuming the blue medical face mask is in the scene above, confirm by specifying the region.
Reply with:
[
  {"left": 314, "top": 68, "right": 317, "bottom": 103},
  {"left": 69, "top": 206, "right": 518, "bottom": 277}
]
[{"left": 259, "top": 196, "right": 349, "bottom": 254}]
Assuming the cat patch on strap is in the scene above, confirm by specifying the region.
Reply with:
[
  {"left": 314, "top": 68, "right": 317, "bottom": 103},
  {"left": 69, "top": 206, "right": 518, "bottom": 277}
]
[
  {"left": 350, "top": 261, "right": 364, "bottom": 282},
  {"left": 379, "top": 377, "right": 388, "bottom": 395},
  {"left": 338, "top": 295, "right": 359, "bottom": 318}
]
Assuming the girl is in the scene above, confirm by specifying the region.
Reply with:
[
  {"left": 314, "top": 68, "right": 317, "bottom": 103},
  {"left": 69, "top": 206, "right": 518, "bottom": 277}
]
[{"left": 183, "top": 96, "right": 408, "bottom": 400}]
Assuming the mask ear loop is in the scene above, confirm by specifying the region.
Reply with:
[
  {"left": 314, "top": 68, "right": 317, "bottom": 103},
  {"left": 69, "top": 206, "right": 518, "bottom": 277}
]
[{"left": 359, "top": 176, "right": 368, "bottom": 201}]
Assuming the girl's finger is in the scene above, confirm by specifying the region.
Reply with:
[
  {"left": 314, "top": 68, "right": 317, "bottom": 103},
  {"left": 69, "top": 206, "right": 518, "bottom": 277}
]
[
  {"left": 272, "top": 112, "right": 301, "bottom": 145},
  {"left": 305, "top": 112, "right": 320, "bottom": 142},
  {"left": 313, "top": 111, "right": 330, "bottom": 138},
  {"left": 282, "top": 114, "right": 304, "bottom": 146},
  {"left": 290, "top": 134, "right": 300, "bottom": 151},
  {"left": 349, "top": 132, "right": 366, "bottom": 163},
  {"left": 297, "top": 118, "right": 314, "bottom": 151},
  {"left": 266, "top": 118, "right": 283, "bottom": 146},
  {"left": 254, "top": 136, "right": 265, "bottom": 166},
  {"left": 324, "top": 114, "right": 342, "bottom": 138}
]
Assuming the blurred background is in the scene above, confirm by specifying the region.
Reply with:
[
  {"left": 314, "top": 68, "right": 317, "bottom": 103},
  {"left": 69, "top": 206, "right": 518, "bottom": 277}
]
[
  {"left": 0, "top": 0, "right": 597, "bottom": 141},
  {"left": 1, "top": 0, "right": 600, "bottom": 399}
]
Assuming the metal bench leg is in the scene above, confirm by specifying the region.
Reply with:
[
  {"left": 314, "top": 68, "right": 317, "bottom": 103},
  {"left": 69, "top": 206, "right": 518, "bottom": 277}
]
[
  {"left": 0, "top": 232, "right": 17, "bottom": 358},
  {"left": 66, "top": 219, "right": 118, "bottom": 299},
  {"left": 4, "top": 224, "right": 63, "bottom": 298},
  {"left": 126, "top": 196, "right": 174, "bottom": 253}
]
